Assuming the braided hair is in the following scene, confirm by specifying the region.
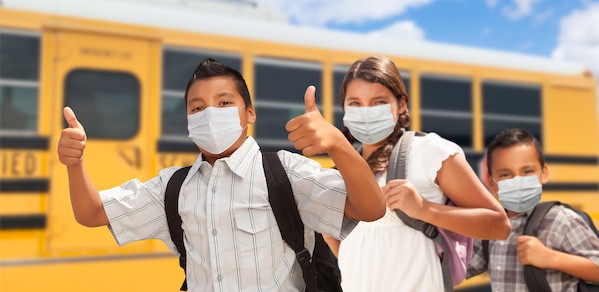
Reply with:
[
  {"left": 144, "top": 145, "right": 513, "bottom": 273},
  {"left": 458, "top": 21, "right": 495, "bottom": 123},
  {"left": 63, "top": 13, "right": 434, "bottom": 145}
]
[{"left": 339, "top": 56, "right": 411, "bottom": 174}]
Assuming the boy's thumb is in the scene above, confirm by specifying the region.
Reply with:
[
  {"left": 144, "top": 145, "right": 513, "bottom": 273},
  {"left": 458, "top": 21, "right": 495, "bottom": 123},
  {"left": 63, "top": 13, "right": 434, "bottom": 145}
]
[
  {"left": 304, "top": 85, "right": 318, "bottom": 113},
  {"left": 63, "top": 107, "right": 82, "bottom": 129}
]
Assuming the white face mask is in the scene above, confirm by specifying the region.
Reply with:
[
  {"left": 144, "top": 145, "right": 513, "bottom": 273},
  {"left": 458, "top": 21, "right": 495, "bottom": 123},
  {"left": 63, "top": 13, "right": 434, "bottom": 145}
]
[
  {"left": 343, "top": 104, "right": 397, "bottom": 144},
  {"left": 496, "top": 174, "right": 542, "bottom": 213},
  {"left": 187, "top": 106, "right": 246, "bottom": 154}
]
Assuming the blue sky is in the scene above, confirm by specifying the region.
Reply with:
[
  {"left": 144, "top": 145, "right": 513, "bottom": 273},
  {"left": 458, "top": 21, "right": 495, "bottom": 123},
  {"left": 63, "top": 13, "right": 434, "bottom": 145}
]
[{"left": 257, "top": 0, "right": 599, "bottom": 82}]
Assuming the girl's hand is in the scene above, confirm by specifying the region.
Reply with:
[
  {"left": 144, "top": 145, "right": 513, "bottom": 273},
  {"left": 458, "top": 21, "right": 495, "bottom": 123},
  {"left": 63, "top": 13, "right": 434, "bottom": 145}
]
[{"left": 383, "top": 179, "right": 426, "bottom": 220}]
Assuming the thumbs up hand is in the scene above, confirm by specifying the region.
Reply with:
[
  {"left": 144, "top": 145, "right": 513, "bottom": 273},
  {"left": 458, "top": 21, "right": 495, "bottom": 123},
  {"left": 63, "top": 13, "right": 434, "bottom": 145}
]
[
  {"left": 58, "top": 107, "right": 87, "bottom": 167},
  {"left": 286, "top": 86, "right": 345, "bottom": 156},
  {"left": 303, "top": 85, "right": 319, "bottom": 113}
]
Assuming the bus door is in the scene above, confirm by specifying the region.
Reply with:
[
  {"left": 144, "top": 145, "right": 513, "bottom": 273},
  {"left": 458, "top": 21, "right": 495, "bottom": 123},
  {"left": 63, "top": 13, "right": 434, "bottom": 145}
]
[{"left": 48, "top": 29, "right": 156, "bottom": 253}]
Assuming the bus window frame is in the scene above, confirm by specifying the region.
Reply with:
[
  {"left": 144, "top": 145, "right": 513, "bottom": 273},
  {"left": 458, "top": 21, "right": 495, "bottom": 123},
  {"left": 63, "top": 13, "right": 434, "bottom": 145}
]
[
  {"left": 253, "top": 56, "right": 323, "bottom": 152},
  {"left": 419, "top": 73, "right": 473, "bottom": 150},
  {"left": 63, "top": 68, "right": 141, "bottom": 140},
  {"left": 0, "top": 29, "right": 41, "bottom": 136},
  {"left": 482, "top": 79, "right": 543, "bottom": 146}
]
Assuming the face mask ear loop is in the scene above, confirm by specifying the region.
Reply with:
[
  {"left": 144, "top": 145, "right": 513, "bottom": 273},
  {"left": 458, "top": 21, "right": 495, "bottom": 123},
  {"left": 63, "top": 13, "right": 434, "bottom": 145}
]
[{"left": 238, "top": 104, "right": 249, "bottom": 132}]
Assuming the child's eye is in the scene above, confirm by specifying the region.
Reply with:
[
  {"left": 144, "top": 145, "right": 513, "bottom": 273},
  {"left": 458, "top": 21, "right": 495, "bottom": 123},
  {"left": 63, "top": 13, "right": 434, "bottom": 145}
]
[
  {"left": 190, "top": 106, "right": 204, "bottom": 113},
  {"left": 220, "top": 101, "right": 232, "bottom": 107},
  {"left": 347, "top": 101, "right": 360, "bottom": 106},
  {"left": 498, "top": 173, "right": 511, "bottom": 179},
  {"left": 374, "top": 100, "right": 388, "bottom": 105},
  {"left": 524, "top": 169, "right": 535, "bottom": 175}
]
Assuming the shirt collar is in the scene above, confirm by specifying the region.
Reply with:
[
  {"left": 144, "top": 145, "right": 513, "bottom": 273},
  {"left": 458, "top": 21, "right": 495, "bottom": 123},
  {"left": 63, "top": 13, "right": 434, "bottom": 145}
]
[
  {"left": 188, "top": 136, "right": 259, "bottom": 178},
  {"left": 223, "top": 136, "right": 260, "bottom": 177}
]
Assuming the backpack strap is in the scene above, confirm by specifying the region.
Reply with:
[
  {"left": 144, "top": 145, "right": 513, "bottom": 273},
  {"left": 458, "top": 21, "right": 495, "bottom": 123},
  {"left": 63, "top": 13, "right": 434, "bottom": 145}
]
[
  {"left": 386, "top": 131, "right": 453, "bottom": 292},
  {"left": 522, "top": 201, "right": 560, "bottom": 292},
  {"left": 262, "top": 152, "right": 319, "bottom": 292},
  {"left": 165, "top": 166, "right": 192, "bottom": 291},
  {"left": 482, "top": 240, "right": 490, "bottom": 267}
]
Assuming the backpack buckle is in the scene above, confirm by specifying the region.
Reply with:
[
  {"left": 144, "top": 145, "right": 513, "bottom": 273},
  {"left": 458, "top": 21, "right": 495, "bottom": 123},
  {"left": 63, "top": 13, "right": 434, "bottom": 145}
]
[
  {"left": 422, "top": 224, "right": 438, "bottom": 238},
  {"left": 296, "top": 248, "right": 312, "bottom": 267}
]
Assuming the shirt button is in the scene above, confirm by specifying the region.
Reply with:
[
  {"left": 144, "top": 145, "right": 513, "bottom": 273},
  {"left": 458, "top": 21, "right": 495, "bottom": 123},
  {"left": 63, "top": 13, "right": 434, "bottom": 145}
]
[
  {"left": 212, "top": 185, "right": 217, "bottom": 193},
  {"left": 212, "top": 229, "right": 217, "bottom": 236},
  {"left": 217, "top": 275, "right": 222, "bottom": 282},
  {"left": 497, "top": 265, "right": 502, "bottom": 270},
  {"left": 499, "top": 241, "right": 505, "bottom": 246}
]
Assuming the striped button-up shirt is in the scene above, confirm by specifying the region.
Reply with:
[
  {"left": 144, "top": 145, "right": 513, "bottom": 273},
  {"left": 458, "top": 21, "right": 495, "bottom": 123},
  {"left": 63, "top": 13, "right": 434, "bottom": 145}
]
[
  {"left": 101, "top": 136, "right": 356, "bottom": 291},
  {"left": 467, "top": 205, "right": 599, "bottom": 292}
]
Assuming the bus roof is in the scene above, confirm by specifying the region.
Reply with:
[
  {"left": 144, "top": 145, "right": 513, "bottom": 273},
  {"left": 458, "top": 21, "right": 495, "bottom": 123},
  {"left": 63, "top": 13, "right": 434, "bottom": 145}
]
[{"left": 2, "top": 0, "right": 588, "bottom": 75}]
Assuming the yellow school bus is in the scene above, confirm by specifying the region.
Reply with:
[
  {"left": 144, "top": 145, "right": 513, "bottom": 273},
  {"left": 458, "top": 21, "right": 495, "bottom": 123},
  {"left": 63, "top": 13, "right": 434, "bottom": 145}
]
[{"left": 1, "top": 0, "right": 597, "bottom": 291}]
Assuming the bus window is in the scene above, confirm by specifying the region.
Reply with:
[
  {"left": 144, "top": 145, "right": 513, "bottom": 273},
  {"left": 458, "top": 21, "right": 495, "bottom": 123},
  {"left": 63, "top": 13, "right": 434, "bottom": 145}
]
[
  {"left": 0, "top": 32, "right": 40, "bottom": 133},
  {"left": 332, "top": 66, "right": 411, "bottom": 130},
  {"left": 483, "top": 81, "right": 542, "bottom": 145},
  {"left": 420, "top": 75, "right": 472, "bottom": 148},
  {"left": 333, "top": 65, "right": 349, "bottom": 129},
  {"left": 254, "top": 57, "right": 322, "bottom": 153},
  {"left": 64, "top": 70, "right": 140, "bottom": 139},
  {"left": 161, "top": 49, "right": 242, "bottom": 138}
]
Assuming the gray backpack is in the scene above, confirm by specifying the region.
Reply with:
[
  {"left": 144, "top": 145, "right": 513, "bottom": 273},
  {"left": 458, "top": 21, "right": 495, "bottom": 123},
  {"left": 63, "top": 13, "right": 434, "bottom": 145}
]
[{"left": 387, "top": 131, "right": 473, "bottom": 292}]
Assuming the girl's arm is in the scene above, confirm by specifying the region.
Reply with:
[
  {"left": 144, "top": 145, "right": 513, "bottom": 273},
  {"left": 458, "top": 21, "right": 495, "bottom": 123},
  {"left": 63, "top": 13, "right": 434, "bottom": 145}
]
[
  {"left": 427, "top": 153, "right": 510, "bottom": 239},
  {"left": 385, "top": 153, "right": 510, "bottom": 240},
  {"left": 323, "top": 234, "right": 341, "bottom": 257}
]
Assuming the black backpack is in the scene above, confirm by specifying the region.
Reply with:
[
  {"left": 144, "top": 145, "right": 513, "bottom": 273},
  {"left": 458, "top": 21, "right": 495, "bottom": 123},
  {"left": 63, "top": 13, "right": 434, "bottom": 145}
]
[
  {"left": 164, "top": 152, "right": 342, "bottom": 292},
  {"left": 483, "top": 201, "right": 599, "bottom": 292}
]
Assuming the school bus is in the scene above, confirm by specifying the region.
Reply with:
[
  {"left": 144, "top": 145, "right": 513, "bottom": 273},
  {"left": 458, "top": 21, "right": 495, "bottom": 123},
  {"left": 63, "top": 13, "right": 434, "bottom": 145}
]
[{"left": 0, "top": 0, "right": 597, "bottom": 291}]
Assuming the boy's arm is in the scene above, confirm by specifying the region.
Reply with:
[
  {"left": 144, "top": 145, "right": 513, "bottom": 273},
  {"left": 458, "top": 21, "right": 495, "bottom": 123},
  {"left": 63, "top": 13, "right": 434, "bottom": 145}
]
[
  {"left": 58, "top": 107, "right": 108, "bottom": 227},
  {"left": 286, "top": 86, "right": 385, "bottom": 222},
  {"left": 517, "top": 235, "right": 599, "bottom": 282}
]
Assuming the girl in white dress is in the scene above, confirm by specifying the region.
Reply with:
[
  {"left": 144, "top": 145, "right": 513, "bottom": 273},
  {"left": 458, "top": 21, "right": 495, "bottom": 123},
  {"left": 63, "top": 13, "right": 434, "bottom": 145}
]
[{"left": 324, "top": 56, "right": 511, "bottom": 291}]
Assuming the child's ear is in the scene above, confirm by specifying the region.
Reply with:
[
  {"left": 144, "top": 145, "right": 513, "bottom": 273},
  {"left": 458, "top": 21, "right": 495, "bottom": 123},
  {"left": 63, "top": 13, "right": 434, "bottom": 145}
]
[
  {"left": 540, "top": 164, "right": 549, "bottom": 184},
  {"left": 488, "top": 177, "right": 499, "bottom": 197},
  {"left": 246, "top": 105, "right": 256, "bottom": 124}
]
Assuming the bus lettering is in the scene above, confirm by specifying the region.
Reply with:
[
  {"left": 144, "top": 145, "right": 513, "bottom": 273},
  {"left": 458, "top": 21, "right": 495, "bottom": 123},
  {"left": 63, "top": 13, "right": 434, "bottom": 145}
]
[{"left": 0, "top": 152, "right": 37, "bottom": 176}]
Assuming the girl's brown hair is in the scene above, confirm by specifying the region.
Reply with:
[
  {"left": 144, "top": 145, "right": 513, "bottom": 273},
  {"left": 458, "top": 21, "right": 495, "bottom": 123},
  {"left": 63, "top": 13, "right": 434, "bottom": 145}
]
[{"left": 339, "top": 56, "right": 411, "bottom": 174}]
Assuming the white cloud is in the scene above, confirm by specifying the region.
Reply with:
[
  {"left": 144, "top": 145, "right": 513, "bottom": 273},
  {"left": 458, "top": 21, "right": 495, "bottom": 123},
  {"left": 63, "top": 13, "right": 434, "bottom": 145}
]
[
  {"left": 367, "top": 20, "right": 425, "bottom": 40},
  {"left": 501, "top": 0, "right": 542, "bottom": 20},
  {"left": 552, "top": 3, "right": 599, "bottom": 82},
  {"left": 256, "top": 0, "right": 433, "bottom": 26},
  {"left": 487, "top": 0, "right": 500, "bottom": 8}
]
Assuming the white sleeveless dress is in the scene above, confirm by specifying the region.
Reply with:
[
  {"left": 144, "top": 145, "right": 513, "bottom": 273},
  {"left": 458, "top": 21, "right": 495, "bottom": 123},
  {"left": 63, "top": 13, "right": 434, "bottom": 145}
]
[{"left": 338, "top": 133, "right": 463, "bottom": 292}]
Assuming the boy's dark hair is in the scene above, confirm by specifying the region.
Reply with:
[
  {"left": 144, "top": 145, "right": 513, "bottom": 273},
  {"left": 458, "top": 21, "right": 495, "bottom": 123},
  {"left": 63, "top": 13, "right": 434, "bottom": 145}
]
[
  {"left": 486, "top": 128, "right": 545, "bottom": 175},
  {"left": 184, "top": 58, "right": 252, "bottom": 107}
]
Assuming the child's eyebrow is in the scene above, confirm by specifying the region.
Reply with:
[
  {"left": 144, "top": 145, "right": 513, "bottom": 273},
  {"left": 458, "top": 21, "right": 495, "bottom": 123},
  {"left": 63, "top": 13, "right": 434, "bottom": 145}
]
[
  {"left": 187, "top": 96, "right": 203, "bottom": 105},
  {"left": 493, "top": 167, "right": 511, "bottom": 173},
  {"left": 215, "top": 92, "right": 234, "bottom": 99},
  {"left": 373, "top": 95, "right": 390, "bottom": 101}
]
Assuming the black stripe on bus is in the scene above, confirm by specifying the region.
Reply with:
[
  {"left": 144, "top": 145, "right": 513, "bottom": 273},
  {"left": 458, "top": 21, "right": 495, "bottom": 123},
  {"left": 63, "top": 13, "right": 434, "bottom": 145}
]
[
  {"left": 0, "top": 179, "right": 49, "bottom": 192},
  {"left": 544, "top": 183, "right": 599, "bottom": 192},
  {"left": 0, "top": 136, "right": 49, "bottom": 150},
  {"left": 0, "top": 215, "right": 46, "bottom": 230},
  {"left": 157, "top": 140, "right": 198, "bottom": 152},
  {"left": 545, "top": 155, "right": 598, "bottom": 165}
]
